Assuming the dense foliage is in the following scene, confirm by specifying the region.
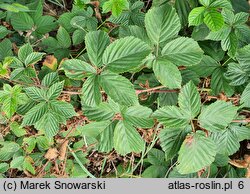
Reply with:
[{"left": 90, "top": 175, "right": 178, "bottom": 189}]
[{"left": 0, "top": 0, "right": 250, "bottom": 178}]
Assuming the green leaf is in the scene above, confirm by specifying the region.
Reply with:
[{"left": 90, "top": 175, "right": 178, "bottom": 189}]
[
  {"left": 46, "top": 81, "right": 64, "bottom": 100},
  {"left": 0, "top": 84, "right": 25, "bottom": 118},
  {"left": 0, "top": 142, "right": 20, "bottom": 161},
  {"left": 70, "top": 12, "right": 98, "bottom": 31},
  {"left": 211, "top": 129, "right": 240, "bottom": 155},
  {"left": 159, "top": 127, "right": 190, "bottom": 160},
  {"left": 240, "top": 83, "right": 250, "bottom": 108},
  {"left": 236, "top": 44, "right": 250, "bottom": 65},
  {"left": 161, "top": 37, "right": 203, "bottom": 66},
  {"left": 23, "top": 158, "right": 35, "bottom": 175},
  {"left": 108, "top": 1, "right": 145, "bottom": 27},
  {"left": 221, "top": 33, "right": 238, "bottom": 57},
  {"left": 199, "top": 0, "right": 212, "bottom": 6},
  {"left": 49, "top": 100, "right": 76, "bottom": 119},
  {"left": 70, "top": 163, "right": 88, "bottom": 178},
  {"left": 214, "top": 154, "right": 229, "bottom": 167},
  {"left": 175, "top": 0, "right": 192, "bottom": 27},
  {"left": 1, "top": 96, "right": 17, "bottom": 118},
  {"left": 103, "top": 36, "right": 151, "bottom": 73},
  {"left": 229, "top": 124, "right": 250, "bottom": 142},
  {"left": 85, "top": 30, "right": 110, "bottom": 67},
  {"left": 58, "top": 12, "right": 75, "bottom": 32},
  {"left": 158, "top": 92, "right": 178, "bottom": 107},
  {"left": 35, "top": 15, "right": 57, "bottom": 34},
  {"left": 82, "top": 103, "right": 115, "bottom": 121},
  {"left": 235, "top": 25, "right": 250, "bottom": 43},
  {"left": 57, "top": 26, "right": 71, "bottom": 48},
  {"left": 103, "top": 0, "right": 129, "bottom": 17},
  {"left": 188, "top": 7, "right": 205, "bottom": 26},
  {"left": 113, "top": 121, "right": 144, "bottom": 155},
  {"left": 99, "top": 72, "right": 138, "bottom": 106},
  {"left": 210, "top": 0, "right": 233, "bottom": 10},
  {"left": 122, "top": 105, "right": 154, "bottom": 128},
  {"left": 0, "top": 163, "right": 9, "bottom": 173},
  {"left": 206, "top": 25, "right": 231, "bottom": 41},
  {"left": 81, "top": 75, "right": 101, "bottom": 106},
  {"left": 147, "top": 148, "right": 166, "bottom": 166},
  {"left": 41, "top": 72, "right": 59, "bottom": 87},
  {"left": 24, "top": 87, "right": 46, "bottom": 101},
  {"left": 72, "top": 29, "right": 86, "bottom": 45},
  {"left": 62, "top": 59, "right": 96, "bottom": 80},
  {"left": 0, "top": 26, "right": 10, "bottom": 39},
  {"left": 211, "top": 67, "right": 234, "bottom": 96},
  {"left": 153, "top": 106, "right": 189, "bottom": 128},
  {"left": 153, "top": 59, "right": 182, "bottom": 89},
  {"left": 0, "top": 3, "right": 29, "bottom": 12},
  {"left": 11, "top": 12, "right": 34, "bottom": 31},
  {"left": 231, "top": 0, "right": 249, "bottom": 13},
  {"left": 10, "top": 156, "right": 25, "bottom": 170},
  {"left": 142, "top": 165, "right": 167, "bottom": 178},
  {"left": 97, "top": 122, "right": 115, "bottom": 153},
  {"left": 181, "top": 69, "right": 200, "bottom": 85},
  {"left": 204, "top": 9, "right": 224, "bottom": 31},
  {"left": 177, "top": 131, "right": 216, "bottom": 174},
  {"left": 35, "top": 112, "right": 60, "bottom": 137},
  {"left": 178, "top": 81, "right": 201, "bottom": 119},
  {"left": 18, "top": 43, "right": 33, "bottom": 63},
  {"left": 36, "top": 136, "right": 50, "bottom": 151},
  {"left": 198, "top": 101, "right": 238, "bottom": 132},
  {"left": 233, "top": 12, "right": 249, "bottom": 25},
  {"left": 225, "top": 63, "right": 249, "bottom": 86},
  {"left": 119, "top": 26, "right": 151, "bottom": 45},
  {"left": 188, "top": 55, "right": 219, "bottom": 77},
  {"left": 145, "top": 4, "right": 181, "bottom": 45},
  {"left": 10, "top": 122, "right": 27, "bottom": 137},
  {"left": 0, "top": 39, "right": 13, "bottom": 61},
  {"left": 77, "top": 121, "right": 112, "bottom": 138},
  {"left": 22, "top": 102, "right": 48, "bottom": 126},
  {"left": 24, "top": 52, "right": 45, "bottom": 66},
  {"left": 222, "top": 9, "right": 234, "bottom": 25}
]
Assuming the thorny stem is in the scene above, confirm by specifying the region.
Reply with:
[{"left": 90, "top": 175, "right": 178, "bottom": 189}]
[
  {"left": 136, "top": 86, "right": 177, "bottom": 94},
  {"left": 232, "top": 119, "right": 250, "bottom": 123},
  {"left": 61, "top": 90, "right": 82, "bottom": 95}
]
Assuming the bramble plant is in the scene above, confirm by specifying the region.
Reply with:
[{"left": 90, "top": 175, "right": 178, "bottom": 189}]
[{"left": 0, "top": 0, "right": 250, "bottom": 178}]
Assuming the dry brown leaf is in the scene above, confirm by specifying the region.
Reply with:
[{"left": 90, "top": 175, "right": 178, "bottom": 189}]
[
  {"left": 229, "top": 159, "right": 248, "bottom": 168},
  {"left": 58, "top": 140, "right": 68, "bottom": 161},
  {"left": 244, "top": 154, "right": 250, "bottom": 164},
  {"left": 246, "top": 168, "right": 250, "bottom": 178},
  {"left": 45, "top": 148, "right": 59, "bottom": 160},
  {"left": 43, "top": 55, "right": 58, "bottom": 70},
  {"left": 218, "top": 93, "right": 228, "bottom": 101}
]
